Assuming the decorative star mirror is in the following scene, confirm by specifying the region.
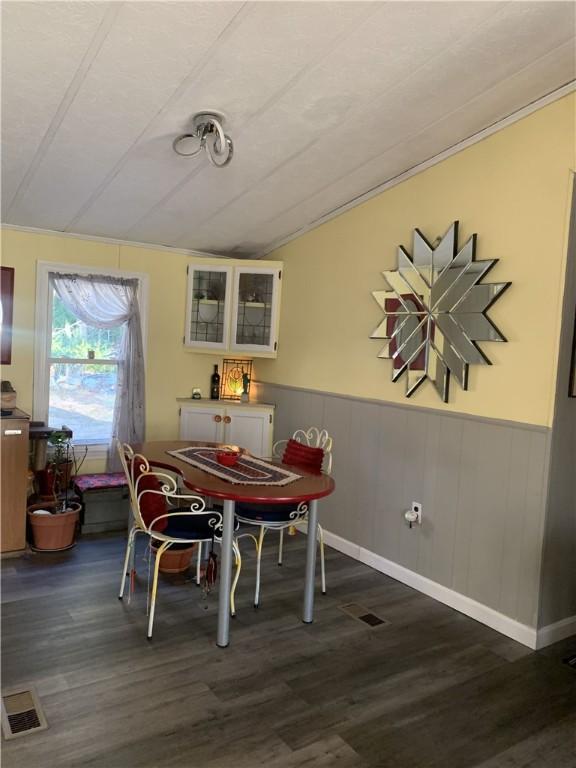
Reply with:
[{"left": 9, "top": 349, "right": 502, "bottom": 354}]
[{"left": 371, "top": 222, "right": 510, "bottom": 402}]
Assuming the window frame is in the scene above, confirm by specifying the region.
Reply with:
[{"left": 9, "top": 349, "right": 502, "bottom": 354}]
[{"left": 34, "top": 261, "right": 149, "bottom": 458}]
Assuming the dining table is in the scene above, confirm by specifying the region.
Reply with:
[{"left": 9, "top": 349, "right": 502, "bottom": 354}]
[{"left": 133, "top": 440, "right": 335, "bottom": 647}]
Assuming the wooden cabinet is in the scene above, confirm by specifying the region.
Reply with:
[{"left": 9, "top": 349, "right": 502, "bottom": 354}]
[
  {"left": 1, "top": 409, "right": 30, "bottom": 554},
  {"left": 184, "top": 261, "right": 282, "bottom": 358},
  {"left": 178, "top": 400, "right": 274, "bottom": 458}
]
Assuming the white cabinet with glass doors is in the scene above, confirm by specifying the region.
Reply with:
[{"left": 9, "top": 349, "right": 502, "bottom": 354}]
[{"left": 184, "top": 261, "right": 282, "bottom": 357}]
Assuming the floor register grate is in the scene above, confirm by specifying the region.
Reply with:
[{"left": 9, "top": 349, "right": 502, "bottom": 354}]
[
  {"left": 339, "top": 602, "right": 390, "bottom": 628},
  {"left": 1, "top": 687, "right": 48, "bottom": 740}
]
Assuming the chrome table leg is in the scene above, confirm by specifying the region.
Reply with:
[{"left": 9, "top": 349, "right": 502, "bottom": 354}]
[
  {"left": 217, "top": 499, "right": 235, "bottom": 647},
  {"left": 303, "top": 499, "right": 318, "bottom": 623}
]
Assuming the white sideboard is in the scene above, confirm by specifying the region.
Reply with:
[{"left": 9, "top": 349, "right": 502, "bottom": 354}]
[{"left": 178, "top": 399, "right": 274, "bottom": 458}]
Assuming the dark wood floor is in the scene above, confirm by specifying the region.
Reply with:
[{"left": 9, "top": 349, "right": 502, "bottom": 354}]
[{"left": 2, "top": 532, "right": 575, "bottom": 768}]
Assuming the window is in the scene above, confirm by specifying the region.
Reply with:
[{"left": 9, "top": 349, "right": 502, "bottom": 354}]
[
  {"left": 35, "top": 263, "right": 148, "bottom": 452},
  {"left": 48, "top": 292, "right": 123, "bottom": 443}
]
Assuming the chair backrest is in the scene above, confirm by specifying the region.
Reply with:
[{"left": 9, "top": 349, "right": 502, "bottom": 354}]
[
  {"left": 117, "top": 442, "right": 165, "bottom": 531},
  {"left": 274, "top": 427, "right": 333, "bottom": 474},
  {"left": 116, "top": 441, "right": 207, "bottom": 532}
]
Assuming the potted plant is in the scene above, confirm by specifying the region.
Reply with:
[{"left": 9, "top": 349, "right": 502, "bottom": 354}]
[
  {"left": 152, "top": 541, "right": 197, "bottom": 574},
  {"left": 27, "top": 499, "right": 80, "bottom": 551},
  {"left": 28, "top": 430, "right": 81, "bottom": 551},
  {"left": 35, "top": 429, "right": 73, "bottom": 498},
  {"left": 47, "top": 430, "right": 74, "bottom": 495}
]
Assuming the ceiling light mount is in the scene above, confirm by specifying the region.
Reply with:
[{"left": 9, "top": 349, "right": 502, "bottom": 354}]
[{"left": 173, "top": 111, "right": 233, "bottom": 167}]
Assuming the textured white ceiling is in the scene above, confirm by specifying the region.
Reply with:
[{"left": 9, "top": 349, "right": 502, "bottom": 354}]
[{"left": 2, "top": 1, "right": 575, "bottom": 257}]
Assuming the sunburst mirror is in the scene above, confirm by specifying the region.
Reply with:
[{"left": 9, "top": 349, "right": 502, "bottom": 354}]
[{"left": 371, "top": 222, "right": 510, "bottom": 402}]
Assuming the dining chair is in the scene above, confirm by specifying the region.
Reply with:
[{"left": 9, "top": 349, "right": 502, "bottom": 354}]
[
  {"left": 234, "top": 427, "right": 333, "bottom": 608},
  {"left": 117, "top": 442, "right": 242, "bottom": 638}
]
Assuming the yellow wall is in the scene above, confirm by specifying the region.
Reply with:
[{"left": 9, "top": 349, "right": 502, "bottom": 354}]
[
  {"left": 1, "top": 94, "right": 574, "bottom": 458},
  {"left": 0, "top": 230, "right": 272, "bottom": 471},
  {"left": 257, "top": 95, "right": 576, "bottom": 427}
]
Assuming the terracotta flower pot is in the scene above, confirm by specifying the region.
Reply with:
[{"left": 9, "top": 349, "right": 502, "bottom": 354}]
[
  {"left": 153, "top": 543, "right": 196, "bottom": 574},
  {"left": 27, "top": 502, "right": 80, "bottom": 551}
]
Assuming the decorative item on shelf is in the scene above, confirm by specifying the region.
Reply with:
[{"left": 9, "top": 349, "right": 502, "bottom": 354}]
[
  {"left": 240, "top": 372, "right": 250, "bottom": 403},
  {"left": 173, "top": 111, "right": 233, "bottom": 168},
  {"left": 370, "top": 221, "right": 510, "bottom": 403},
  {"left": 208, "top": 281, "right": 225, "bottom": 302},
  {"left": 210, "top": 364, "right": 221, "bottom": 400},
  {"left": 239, "top": 274, "right": 264, "bottom": 304},
  {"left": 220, "top": 358, "right": 254, "bottom": 401},
  {"left": 0, "top": 380, "right": 17, "bottom": 414},
  {"left": 192, "top": 387, "right": 202, "bottom": 400},
  {"left": 198, "top": 300, "right": 219, "bottom": 325}
]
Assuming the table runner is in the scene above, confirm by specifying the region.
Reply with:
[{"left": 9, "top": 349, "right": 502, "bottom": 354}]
[{"left": 167, "top": 446, "right": 303, "bottom": 486}]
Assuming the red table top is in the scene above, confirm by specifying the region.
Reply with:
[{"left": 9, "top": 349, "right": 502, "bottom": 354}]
[{"left": 133, "top": 441, "right": 335, "bottom": 504}]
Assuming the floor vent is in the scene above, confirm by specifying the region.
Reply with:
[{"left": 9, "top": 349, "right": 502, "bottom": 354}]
[
  {"left": 562, "top": 653, "right": 576, "bottom": 670},
  {"left": 339, "top": 603, "right": 390, "bottom": 628},
  {"left": 1, "top": 687, "right": 48, "bottom": 740}
]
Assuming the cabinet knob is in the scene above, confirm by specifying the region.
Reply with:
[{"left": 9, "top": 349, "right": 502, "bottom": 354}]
[
  {"left": 214, "top": 415, "right": 222, "bottom": 423},
  {"left": 224, "top": 416, "right": 231, "bottom": 424}
]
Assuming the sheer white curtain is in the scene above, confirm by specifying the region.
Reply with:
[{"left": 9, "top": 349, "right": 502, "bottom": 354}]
[{"left": 50, "top": 272, "right": 145, "bottom": 469}]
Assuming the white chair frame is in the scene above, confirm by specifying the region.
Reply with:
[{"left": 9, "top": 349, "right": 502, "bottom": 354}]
[
  {"left": 117, "top": 442, "right": 242, "bottom": 638},
  {"left": 235, "top": 427, "right": 332, "bottom": 608}
]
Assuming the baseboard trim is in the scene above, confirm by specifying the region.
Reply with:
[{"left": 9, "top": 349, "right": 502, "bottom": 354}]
[
  {"left": 313, "top": 526, "right": 539, "bottom": 649},
  {"left": 301, "top": 525, "right": 575, "bottom": 649},
  {"left": 536, "top": 616, "right": 576, "bottom": 649}
]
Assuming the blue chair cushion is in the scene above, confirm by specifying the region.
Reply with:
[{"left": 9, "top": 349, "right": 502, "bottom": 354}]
[
  {"left": 235, "top": 502, "right": 301, "bottom": 524},
  {"left": 150, "top": 509, "right": 221, "bottom": 540}
]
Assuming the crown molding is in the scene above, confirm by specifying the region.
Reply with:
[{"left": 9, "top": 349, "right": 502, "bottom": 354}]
[
  {"left": 0, "top": 223, "right": 229, "bottom": 260},
  {"left": 256, "top": 80, "right": 576, "bottom": 258}
]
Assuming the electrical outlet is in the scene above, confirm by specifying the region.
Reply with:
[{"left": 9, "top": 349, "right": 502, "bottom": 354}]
[{"left": 404, "top": 502, "right": 423, "bottom": 528}]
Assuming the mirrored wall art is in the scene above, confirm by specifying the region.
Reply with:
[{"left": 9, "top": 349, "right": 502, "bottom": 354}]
[{"left": 371, "top": 222, "right": 510, "bottom": 402}]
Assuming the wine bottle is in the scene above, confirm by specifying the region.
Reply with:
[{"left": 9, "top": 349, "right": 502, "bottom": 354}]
[{"left": 210, "top": 364, "right": 220, "bottom": 400}]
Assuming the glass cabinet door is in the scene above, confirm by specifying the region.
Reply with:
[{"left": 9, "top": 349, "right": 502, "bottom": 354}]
[
  {"left": 185, "top": 266, "right": 232, "bottom": 349},
  {"left": 231, "top": 267, "right": 280, "bottom": 354}
]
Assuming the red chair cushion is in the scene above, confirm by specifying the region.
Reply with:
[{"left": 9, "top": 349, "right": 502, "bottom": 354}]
[
  {"left": 282, "top": 438, "right": 324, "bottom": 472},
  {"left": 133, "top": 467, "right": 168, "bottom": 532}
]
